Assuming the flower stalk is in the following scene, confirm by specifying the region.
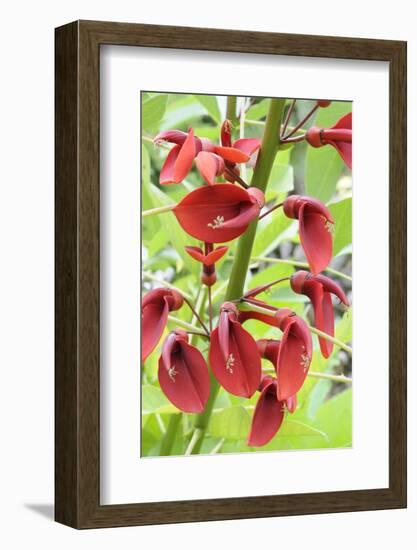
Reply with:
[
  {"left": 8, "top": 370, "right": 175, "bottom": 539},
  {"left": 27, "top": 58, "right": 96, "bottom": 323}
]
[{"left": 190, "top": 97, "right": 286, "bottom": 454}]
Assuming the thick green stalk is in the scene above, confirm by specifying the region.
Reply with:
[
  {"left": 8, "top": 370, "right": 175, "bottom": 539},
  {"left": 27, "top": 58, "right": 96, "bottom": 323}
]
[
  {"left": 191, "top": 97, "right": 286, "bottom": 455},
  {"left": 160, "top": 413, "right": 182, "bottom": 456},
  {"left": 226, "top": 98, "right": 286, "bottom": 300},
  {"left": 226, "top": 96, "right": 238, "bottom": 125}
]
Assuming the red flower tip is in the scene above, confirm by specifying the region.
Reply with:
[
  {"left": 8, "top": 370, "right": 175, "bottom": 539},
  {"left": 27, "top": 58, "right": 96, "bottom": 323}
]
[
  {"left": 285, "top": 394, "right": 297, "bottom": 413},
  {"left": 290, "top": 270, "right": 348, "bottom": 358},
  {"left": 247, "top": 375, "right": 284, "bottom": 446},
  {"left": 306, "top": 112, "right": 352, "bottom": 169},
  {"left": 221, "top": 119, "right": 233, "bottom": 148},
  {"left": 283, "top": 195, "right": 333, "bottom": 275},
  {"left": 317, "top": 100, "right": 332, "bottom": 108},
  {"left": 158, "top": 128, "right": 201, "bottom": 185},
  {"left": 173, "top": 183, "right": 264, "bottom": 243},
  {"left": 141, "top": 288, "right": 184, "bottom": 362},
  {"left": 209, "top": 302, "right": 261, "bottom": 398},
  {"left": 158, "top": 330, "right": 210, "bottom": 413},
  {"left": 184, "top": 245, "right": 228, "bottom": 266}
]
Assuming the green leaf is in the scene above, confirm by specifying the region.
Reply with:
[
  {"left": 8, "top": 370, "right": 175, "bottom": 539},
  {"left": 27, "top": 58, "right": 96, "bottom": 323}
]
[
  {"left": 142, "top": 94, "right": 168, "bottom": 132},
  {"left": 314, "top": 389, "right": 352, "bottom": 448},
  {"left": 142, "top": 385, "right": 179, "bottom": 415},
  {"left": 252, "top": 211, "right": 294, "bottom": 258},
  {"left": 246, "top": 99, "right": 268, "bottom": 120},
  {"left": 194, "top": 95, "right": 221, "bottom": 123},
  {"left": 329, "top": 197, "right": 352, "bottom": 256},
  {"left": 209, "top": 406, "right": 251, "bottom": 440},
  {"left": 335, "top": 308, "right": 352, "bottom": 343}
]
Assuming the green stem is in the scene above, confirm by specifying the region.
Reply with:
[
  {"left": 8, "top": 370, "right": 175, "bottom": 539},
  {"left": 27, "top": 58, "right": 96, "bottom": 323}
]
[
  {"left": 142, "top": 204, "right": 174, "bottom": 217},
  {"left": 190, "top": 97, "right": 286, "bottom": 455},
  {"left": 226, "top": 96, "right": 238, "bottom": 125},
  {"left": 250, "top": 256, "right": 352, "bottom": 282},
  {"left": 160, "top": 413, "right": 182, "bottom": 456},
  {"left": 167, "top": 315, "right": 208, "bottom": 337}
]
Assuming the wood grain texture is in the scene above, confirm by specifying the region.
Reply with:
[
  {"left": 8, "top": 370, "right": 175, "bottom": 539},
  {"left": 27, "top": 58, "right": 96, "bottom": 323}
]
[{"left": 55, "top": 20, "right": 407, "bottom": 529}]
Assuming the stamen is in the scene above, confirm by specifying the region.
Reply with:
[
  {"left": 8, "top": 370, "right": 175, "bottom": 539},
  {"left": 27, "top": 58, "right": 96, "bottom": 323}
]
[
  {"left": 226, "top": 353, "right": 235, "bottom": 374},
  {"left": 300, "top": 352, "right": 311, "bottom": 373},
  {"left": 168, "top": 365, "right": 178, "bottom": 382},
  {"left": 325, "top": 220, "right": 335, "bottom": 235},
  {"left": 207, "top": 215, "right": 225, "bottom": 229}
]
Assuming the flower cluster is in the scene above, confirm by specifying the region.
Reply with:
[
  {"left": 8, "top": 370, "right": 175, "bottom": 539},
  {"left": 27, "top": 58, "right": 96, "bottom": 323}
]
[{"left": 142, "top": 101, "right": 351, "bottom": 448}]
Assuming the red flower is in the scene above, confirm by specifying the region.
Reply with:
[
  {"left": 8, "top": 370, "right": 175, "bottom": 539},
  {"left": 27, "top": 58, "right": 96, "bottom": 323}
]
[
  {"left": 209, "top": 302, "right": 261, "bottom": 398},
  {"left": 306, "top": 112, "right": 352, "bottom": 169},
  {"left": 283, "top": 194, "right": 334, "bottom": 275},
  {"left": 185, "top": 243, "right": 228, "bottom": 286},
  {"left": 158, "top": 329, "right": 210, "bottom": 413},
  {"left": 154, "top": 121, "right": 260, "bottom": 185},
  {"left": 247, "top": 376, "right": 284, "bottom": 446},
  {"left": 240, "top": 306, "right": 312, "bottom": 400},
  {"left": 290, "top": 270, "right": 349, "bottom": 358},
  {"left": 141, "top": 288, "right": 183, "bottom": 362},
  {"left": 173, "top": 183, "right": 264, "bottom": 243}
]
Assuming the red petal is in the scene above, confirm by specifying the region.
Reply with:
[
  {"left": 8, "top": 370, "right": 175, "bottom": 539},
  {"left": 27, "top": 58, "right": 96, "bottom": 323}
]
[
  {"left": 247, "top": 380, "right": 284, "bottom": 446},
  {"left": 232, "top": 138, "right": 261, "bottom": 157},
  {"left": 160, "top": 144, "right": 182, "bottom": 185},
  {"left": 315, "top": 274, "right": 349, "bottom": 305},
  {"left": 214, "top": 146, "right": 250, "bottom": 163},
  {"left": 173, "top": 183, "right": 254, "bottom": 243},
  {"left": 299, "top": 203, "right": 332, "bottom": 275},
  {"left": 158, "top": 340, "right": 210, "bottom": 413},
  {"left": 195, "top": 151, "right": 224, "bottom": 185},
  {"left": 154, "top": 129, "right": 189, "bottom": 146},
  {"left": 330, "top": 140, "right": 352, "bottom": 169},
  {"left": 276, "top": 319, "right": 311, "bottom": 401},
  {"left": 173, "top": 129, "right": 196, "bottom": 183},
  {"left": 141, "top": 301, "right": 169, "bottom": 362},
  {"left": 332, "top": 112, "right": 352, "bottom": 131},
  {"left": 303, "top": 280, "right": 334, "bottom": 358},
  {"left": 209, "top": 322, "right": 261, "bottom": 398},
  {"left": 184, "top": 246, "right": 205, "bottom": 263},
  {"left": 204, "top": 246, "right": 228, "bottom": 265}
]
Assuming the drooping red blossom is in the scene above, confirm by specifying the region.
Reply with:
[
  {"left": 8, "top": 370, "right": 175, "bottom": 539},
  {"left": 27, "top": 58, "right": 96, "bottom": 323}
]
[
  {"left": 290, "top": 270, "right": 349, "bottom": 358},
  {"left": 158, "top": 329, "right": 210, "bottom": 413},
  {"left": 141, "top": 288, "right": 184, "bottom": 362},
  {"left": 283, "top": 194, "right": 334, "bottom": 275},
  {"left": 306, "top": 112, "right": 352, "bottom": 169},
  {"left": 247, "top": 376, "right": 284, "bottom": 447},
  {"left": 173, "top": 183, "right": 264, "bottom": 243},
  {"left": 240, "top": 306, "right": 312, "bottom": 400},
  {"left": 185, "top": 243, "right": 229, "bottom": 286},
  {"left": 209, "top": 302, "right": 261, "bottom": 398},
  {"left": 154, "top": 121, "right": 260, "bottom": 185}
]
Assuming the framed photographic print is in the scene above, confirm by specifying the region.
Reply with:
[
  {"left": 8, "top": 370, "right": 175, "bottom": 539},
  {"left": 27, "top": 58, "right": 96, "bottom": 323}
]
[{"left": 55, "top": 20, "right": 407, "bottom": 528}]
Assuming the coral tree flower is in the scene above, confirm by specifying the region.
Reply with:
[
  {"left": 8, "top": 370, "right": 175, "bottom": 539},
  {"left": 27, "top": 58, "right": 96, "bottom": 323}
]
[
  {"left": 158, "top": 329, "right": 210, "bottom": 413},
  {"left": 209, "top": 302, "right": 261, "bottom": 398},
  {"left": 247, "top": 375, "right": 285, "bottom": 447},
  {"left": 185, "top": 243, "right": 228, "bottom": 286},
  {"left": 173, "top": 183, "right": 264, "bottom": 243},
  {"left": 283, "top": 194, "right": 334, "bottom": 275},
  {"left": 306, "top": 112, "right": 352, "bottom": 169},
  {"left": 290, "top": 270, "right": 349, "bottom": 358},
  {"left": 154, "top": 121, "right": 260, "bottom": 185},
  {"left": 239, "top": 306, "right": 312, "bottom": 401},
  {"left": 141, "top": 288, "right": 183, "bottom": 362}
]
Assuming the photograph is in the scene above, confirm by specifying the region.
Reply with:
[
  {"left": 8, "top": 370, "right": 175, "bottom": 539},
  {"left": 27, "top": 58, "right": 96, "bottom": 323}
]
[{"left": 141, "top": 92, "right": 353, "bottom": 457}]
